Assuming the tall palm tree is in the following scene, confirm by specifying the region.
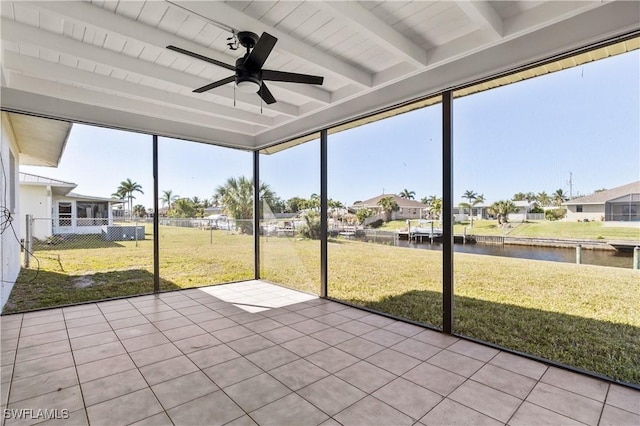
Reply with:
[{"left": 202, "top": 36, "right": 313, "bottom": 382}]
[
  {"left": 428, "top": 197, "right": 443, "bottom": 220},
  {"left": 161, "top": 190, "right": 179, "bottom": 209},
  {"left": 553, "top": 188, "right": 569, "bottom": 207},
  {"left": 116, "top": 178, "right": 144, "bottom": 219},
  {"left": 459, "top": 193, "right": 485, "bottom": 227},
  {"left": 399, "top": 189, "right": 416, "bottom": 200},
  {"left": 133, "top": 204, "right": 147, "bottom": 218},
  {"left": 377, "top": 196, "right": 399, "bottom": 222},
  {"left": 214, "top": 176, "right": 276, "bottom": 233},
  {"left": 489, "top": 200, "right": 517, "bottom": 224},
  {"left": 537, "top": 191, "right": 551, "bottom": 207}
]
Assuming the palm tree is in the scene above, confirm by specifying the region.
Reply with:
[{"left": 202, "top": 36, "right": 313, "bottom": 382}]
[
  {"left": 399, "top": 189, "right": 415, "bottom": 200},
  {"left": 459, "top": 194, "right": 484, "bottom": 228},
  {"left": 115, "top": 178, "right": 144, "bottom": 219},
  {"left": 377, "top": 196, "right": 399, "bottom": 222},
  {"left": 553, "top": 188, "right": 569, "bottom": 207},
  {"left": 537, "top": 191, "right": 551, "bottom": 207},
  {"left": 161, "top": 190, "right": 179, "bottom": 209},
  {"left": 489, "top": 200, "right": 517, "bottom": 224},
  {"left": 512, "top": 192, "right": 526, "bottom": 201},
  {"left": 214, "top": 176, "right": 276, "bottom": 233},
  {"left": 428, "top": 197, "right": 442, "bottom": 220},
  {"left": 133, "top": 204, "right": 147, "bottom": 218},
  {"left": 463, "top": 190, "right": 478, "bottom": 205}
]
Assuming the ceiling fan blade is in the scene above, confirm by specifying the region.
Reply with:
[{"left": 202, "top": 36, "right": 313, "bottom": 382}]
[
  {"left": 262, "top": 70, "right": 324, "bottom": 85},
  {"left": 244, "top": 32, "right": 277, "bottom": 70},
  {"left": 258, "top": 83, "right": 277, "bottom": 105},
  {"left": 193, "top": 76, "right": 235, "bottom": 93},
  {"left": 167, "top": 45, "right": 235, "bottom": 71}
]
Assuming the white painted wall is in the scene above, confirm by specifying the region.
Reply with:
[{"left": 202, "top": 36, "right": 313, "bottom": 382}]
[
  {"left": 0, "top": 113, "right": 21, "bottom": 310},
  {"left": 19, "top": 185, "right": 53, "bottom": 239}
]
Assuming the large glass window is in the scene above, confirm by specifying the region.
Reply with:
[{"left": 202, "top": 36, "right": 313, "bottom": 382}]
[
  {"left": 76, "top": 201, "right": 109, "bottom": 226},
  {"left": 453, "top": 49, "right": 640, "bottom": 384},
  {"left": 328, "top": 98, "right": 444, "bottom": 329},
  {"left": 158, "top": 137, "right": 254, "bottom": 291},
  {"left": 259, "top": 136, "right": 321, "bottom": 295}
]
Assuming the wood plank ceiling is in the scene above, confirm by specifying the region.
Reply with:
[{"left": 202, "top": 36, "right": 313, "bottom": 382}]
[{"left": 1, "top": 1, "right": 638, "bottom": 150}]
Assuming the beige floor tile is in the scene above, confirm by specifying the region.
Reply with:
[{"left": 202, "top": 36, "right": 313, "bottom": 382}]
[
  {"left": 309, "top": 328, "right": 354, "bottom": 346},
  {"left": 172, "top": 332, "right": 221, "bottom": 353},
  {"left": 297, "top": 376, "right": 366, "bottom": 416},
  {"left": 162, "top": 324, "right": 207, "bottom": 341},
  {"left": 21, "top": 313, "right": 63, "bottom": 328},
  {"left": 366, "top": 348, "right": 422, "bottom": 376},
  {"left": 357, "top": 313, "right": 396, "bottom": 328},
  {"left": 250, "top": 393, "right": 329, "bottom": 426},
  {"left": 18, "top": 330, "right": 68, "bottom": 349},
  {"left": 185, "top": 310, "right": 224, "bottom": 323},
  {"left": 102, "top": 309, "right": 142, "bottom": 322},
  {"left": 224, "top": 372, "right": 291, "bottom": 412},
  {"left": 198, "top": 317, "right": 238, "bottom": 333},
  {"left": 334, "top": 395, "right": 414, "bottom": 426},
  {"left": 383, "top": 321, "right": 425, "bottom": 337},
  {"left": 428, "top": 349, "right": 485, "bottom": 378},
  {"left": 129, "top": 342, "right": 182, "bottom": 367},
  {"left": 1, "top": 350, "right": 16, "bottom": 367},
  {"left": 412, "top": 329, "right": 459, "bottom": 348},
  {"left": 19, "top": 321, "right": 66, "bottom": 337},
  {"left": 226, "top": 334, "right": 275, "bottom": 355},
  {"left": 541, "top": 367, "right": 609, "bottom": 402},
  {"left": 70, "top": 331, "right": 118, "bottom": 351},
  {"left": 129, "top": 412, "right": 174, "bottom": 426},
  {"left": 152, "top": 316, "right": 193, "bottom": 331},
  {"left": 166, "top": 390, "right": 244, "bottom": 426},
  {"left": 13, "top": 352, "right": 74, "bottom": 380},
  {"left": 187, "top": 344, "right": 240, "bottom": 369},
  {"left": 175, "top": 304, "right": 211, "bottom": 316},
  {"left": 335, "top": 337, "right": 385, "bottom": 359},
  {"left": 447, "top": 339, "right": 500, "bottom": 362},
  {"left": 471, "top": 364, "right": 537, "bottom": 399},
  {"left": 269, "top": 359, "right": 329, "bottom": 391},
  {"left": 66, "top": 322, "right": 112, "bottom": 339},
  {"left": 72, "top": 341, "right": 126, "bottom": 365},
  {"left": 448, "top": 379, "right": 521, "bottom": 423},
  {"left": 509, "top": 401, "right": 585, "bottom": 425},
  {"left": 335, "top": 320, "right": 378, "bottom": 336},
  {"left": 269, "top": 312, "right": 308, "bottom": 326},
  {"left": 314, "top": 313, "right": 351, "bottom": 327},
  {"left": 14, "top": 340, "right": 70, "bottom": 364},
  {"left": 372, "top": 377, "right": 442, "bottom": 421},
  {"left": 121, "top": 332, "right": 169, "bottom": 352},
  {"left": 260, "top": 326, "right": 304, "bottom": 344},
  {"left": 526, "top": 382, "right": 603, "bottom": 425},
  {"left": 243, "top": 318, "right": 283, "bottom": 333},
  {"left": 489, "top": 351, "right": 547, "bottom": 380},
  {"left": 290, "top": 319, "right": 331, "bottom": 334},
  {"left": 204, "top": 357, "right": 263, "bottom": 388},
  {"left": 0, "top": 327, "right": 21, "bottom": 341},
  {"left": 1, "top": 338, "right": 18, "bottom": 352},
  {"left": 281, "top": 336, "right": 329, "bottom": 357},
  {"left": 361, "top": 329, "right": 407, "bottom": 347},
  {"left": 390, "top": 338, "right": 441, "bottom": 361},
  {"left": 246, "top": 345, "right": 299, "bottom": 371},
  {"left": 35, "top": 408, "right": 89, "bottom": 426},
  {"left": 606, "top": 384, "right": 640, "bottom": 415},
  {"left": 139, "top": 355, "right": 199, "bottom": 386},
  {"left": 209, "top": 324, "right": 255, "bottom": 343},
  {"left": 9, "top": 367, "right": 78, "bottom": 403},
  {"left": 599, "top": 403, "right": 640, "bottom": 426},
  {"left": 86, "top": 388, "right": 163, "bottom": 426},
  {"left": 114, "top": 323, "right": 158, "bottom": 340},
  {"left": 335, "top": 360, "right": 397, "bottom": 393},
  {"left": 6, "top": 385, "right": 83, "bottom": 417},
  {"left": 419, "top": 398, "right": 503, "bottom": 426},
  {"left": 81, "top": 369, "right": 148, "bottom": 406},
  {"left": 76, "top": 353, "right": 136, "bottom": 383},
  {"left": 402, "top": 362, "right": 466, "bottom": 396},
  {"left": 152, "top": 370, "right": 218, "bottom": 409},
  {"left": 107, "top": 315, "right": 149, "bottom": 330},
  {"left": 305, "top": 347, "right": 359, "bottom": 374},
  {"left": 65, "top": 315, "right": 107, "bottom": 329},
  {"left": 145, "top": 310, "right": 183, "bottom": 322}
]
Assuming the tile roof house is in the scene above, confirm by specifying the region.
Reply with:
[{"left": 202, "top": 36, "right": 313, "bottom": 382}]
[
  {"left": 563, "top": 181, "right": 640, "bottom": 222},
  {"left": 351, "top": 194, "right": 428, "bottom": 221}
]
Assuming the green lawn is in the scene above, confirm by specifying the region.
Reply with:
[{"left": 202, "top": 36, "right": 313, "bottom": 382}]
[{"left": 5, "top": 225, "right": 639, "bottom": 384}]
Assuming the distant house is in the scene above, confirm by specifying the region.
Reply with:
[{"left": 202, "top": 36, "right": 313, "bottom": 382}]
[
  {"left": 454, "top": 200, "right": 537, "bottom": 222},
  {"left": 351, "top": 194, "right": 428, "bottom": 220},
  {"left": 564, "top": 181, "right": 640, "bottom": 222},
  {"left": 19, "top": 172, "right": 123, "bottom": 239}
]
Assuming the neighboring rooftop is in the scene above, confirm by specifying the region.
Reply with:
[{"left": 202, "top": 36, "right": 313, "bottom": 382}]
[
  {"left": 352, "top": 194, "right": 427, "bottom": 209},
  {"left": 564, "top": 181, "right": 640, "bottom": 205}
]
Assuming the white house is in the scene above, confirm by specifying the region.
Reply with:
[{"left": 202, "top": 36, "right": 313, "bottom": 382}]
[
  {"left": 1, "top": 112, "right": 72, "bottom": 309},
  {"left": 19, "top": 172, "right": 122, "bottom": 239},
  {"left": 564, "top": 181, "right": 640, "bottom": 222}
]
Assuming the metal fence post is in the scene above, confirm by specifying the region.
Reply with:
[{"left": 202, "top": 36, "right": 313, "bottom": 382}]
[
  {"left": 24, "top": 214, "right": 33, "bottom": 268},
  {"left": 576, "top": 244, "right": 582, "bottom": 264}
]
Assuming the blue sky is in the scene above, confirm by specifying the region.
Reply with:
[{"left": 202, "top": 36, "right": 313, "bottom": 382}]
[{"left": 22, "top": 50, "right": 639, "bottom": 209}]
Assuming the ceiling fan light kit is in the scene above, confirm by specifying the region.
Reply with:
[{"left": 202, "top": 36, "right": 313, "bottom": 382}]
[{"left": 167, "top": 31, "right": 324, "bottom": 105}]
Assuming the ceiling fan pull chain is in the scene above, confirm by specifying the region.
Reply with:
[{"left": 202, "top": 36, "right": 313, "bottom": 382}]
[{"left": 234, "top": 85, "right": 236, "bottom": 107}]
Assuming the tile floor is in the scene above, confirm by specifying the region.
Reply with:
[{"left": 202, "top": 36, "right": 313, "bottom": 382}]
[{"left": 0, "top": 281, "right": 638, "bottom": 426}]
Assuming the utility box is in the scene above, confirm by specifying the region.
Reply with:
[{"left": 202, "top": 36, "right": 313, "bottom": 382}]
[{"left": 101, "top": 225, "right": 145, "bottom": 241}]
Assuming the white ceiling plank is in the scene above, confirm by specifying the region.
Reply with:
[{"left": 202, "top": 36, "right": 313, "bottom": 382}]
[
  {"left": 455, "top": 1, "right": 503, "bottom": 41},
  {"left": 315, "top": 1, "right": 428, "bottom": 67},
  {"left": 174, "top": 1, "right": 372, "bottom": 88},
  {"left": 26, "top": 1, "right": 329, "bottom": 104},
  {"left": 6, "top": 72, "right": 262, "bottom": 136},
  {"left": 2, "top": 52, "right": 274, "bottom": 128},
  {"left": 0, "top": 17, "right": 300, "bottom": 117}
]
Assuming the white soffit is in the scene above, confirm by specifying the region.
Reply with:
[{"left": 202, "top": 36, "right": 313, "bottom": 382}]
[
  {"left": 4, "top": 112, "right": 72, "bottom": 167},
  {"left": 0, "top": 0, "right": 638, "bottom": 151}
]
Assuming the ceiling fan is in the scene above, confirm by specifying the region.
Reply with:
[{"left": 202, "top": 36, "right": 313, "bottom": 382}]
[{"left": 167, "top": 31, "right": 324, "bottom": 105}]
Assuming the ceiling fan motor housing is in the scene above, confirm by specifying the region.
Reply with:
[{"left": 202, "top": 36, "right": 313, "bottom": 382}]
[{"left": 235, "top": 56, "right": 262, "bottom": 90}]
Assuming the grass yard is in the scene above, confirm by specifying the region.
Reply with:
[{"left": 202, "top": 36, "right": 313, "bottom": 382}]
[{"left": 5, "top": 226, "right": 639, "bottom": 384}]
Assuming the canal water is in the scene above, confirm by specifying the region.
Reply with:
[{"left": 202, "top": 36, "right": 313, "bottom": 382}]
[{"left": 353, "top": 233, "right": 636, "bottom": 269}]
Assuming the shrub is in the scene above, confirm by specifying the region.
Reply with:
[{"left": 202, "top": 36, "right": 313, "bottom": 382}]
[
  {"left": 297, "top": 211, "right": 321, "bottom": 239},
  {"left": 368, "top": 219, "right": 384, "bottom": 228},
  {"left": 545, "top": 208, "right": 566, "bottom": 221}
]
